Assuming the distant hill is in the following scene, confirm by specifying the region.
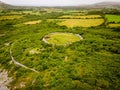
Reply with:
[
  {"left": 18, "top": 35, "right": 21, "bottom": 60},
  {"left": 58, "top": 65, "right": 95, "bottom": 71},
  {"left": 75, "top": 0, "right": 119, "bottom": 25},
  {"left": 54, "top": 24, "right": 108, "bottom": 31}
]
[
  {"left": 0, "top": 1, "right": 12, "bottom": 9},
  {"left": 0, "top": 1, "right": 38, "bottom": 9},
  {"left": 86, "top": 1, "right": 120, "bottom": 8}
]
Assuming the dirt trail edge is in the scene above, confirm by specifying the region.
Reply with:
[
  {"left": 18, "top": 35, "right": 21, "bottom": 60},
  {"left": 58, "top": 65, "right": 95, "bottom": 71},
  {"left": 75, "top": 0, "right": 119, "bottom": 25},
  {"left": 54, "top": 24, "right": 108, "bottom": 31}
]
[{"left": 10, "top": 49, "right": 39, "bottom": 73}]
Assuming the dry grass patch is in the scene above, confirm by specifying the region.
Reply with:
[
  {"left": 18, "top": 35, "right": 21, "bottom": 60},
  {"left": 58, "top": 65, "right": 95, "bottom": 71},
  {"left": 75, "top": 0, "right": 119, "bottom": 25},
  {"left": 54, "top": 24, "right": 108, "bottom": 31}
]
[
  {"left": 108, "top": 24, "right": 120, "bottom": 27},
  {"left": 59, "top": 15, "right": 102, "bottom": 19},
  {"left": 24, "top": 20, "right": 41, "bottom": 25},
  {"left": 0, "top": 15, "right": 23, "bottom": 20},
  {"left": 58, "top": 19, "right": 104, "bottom": 28}
]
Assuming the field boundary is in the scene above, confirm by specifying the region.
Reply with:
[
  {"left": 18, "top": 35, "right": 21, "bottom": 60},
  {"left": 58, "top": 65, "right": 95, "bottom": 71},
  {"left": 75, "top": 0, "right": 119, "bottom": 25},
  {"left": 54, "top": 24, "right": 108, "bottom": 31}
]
[{"left": 10, "top": 49, "right": 39, "bottom": 73}]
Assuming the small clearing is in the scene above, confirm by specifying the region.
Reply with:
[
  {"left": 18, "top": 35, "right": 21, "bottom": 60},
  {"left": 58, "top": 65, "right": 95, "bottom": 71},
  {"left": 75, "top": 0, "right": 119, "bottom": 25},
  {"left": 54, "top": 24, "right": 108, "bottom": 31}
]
[{"left": 29, "top": 48, "right": 40, "bottom": 54}]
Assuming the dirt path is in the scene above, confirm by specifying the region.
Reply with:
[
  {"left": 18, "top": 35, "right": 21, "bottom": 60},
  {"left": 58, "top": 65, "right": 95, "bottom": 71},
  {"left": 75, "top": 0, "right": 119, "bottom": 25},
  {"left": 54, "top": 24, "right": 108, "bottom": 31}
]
[{"left": 10, "top": 49, "right": 39, "bottom": 73}]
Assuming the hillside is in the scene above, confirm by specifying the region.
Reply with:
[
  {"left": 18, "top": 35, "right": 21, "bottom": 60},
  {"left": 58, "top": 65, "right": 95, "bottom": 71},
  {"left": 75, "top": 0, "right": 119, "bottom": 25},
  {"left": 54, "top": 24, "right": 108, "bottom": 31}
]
[
  {"left": 0, "top": 1, "right": 12, "bottom": 9},
  {"left": 72, "top": 1, "right": 120, "bottom": 9},
  {"left": 90, "top": 1, "right": 120, "bottom": 8}
]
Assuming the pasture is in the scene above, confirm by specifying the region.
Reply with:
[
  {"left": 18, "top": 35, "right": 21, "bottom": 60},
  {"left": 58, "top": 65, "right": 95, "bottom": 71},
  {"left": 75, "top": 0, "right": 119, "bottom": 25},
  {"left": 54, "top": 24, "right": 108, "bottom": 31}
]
[
  {"left": 43, "top": 32, "right": 82, "bottom": 45},
  {"left": 105, "top": 14, "right": 120, "bottom": 23}
]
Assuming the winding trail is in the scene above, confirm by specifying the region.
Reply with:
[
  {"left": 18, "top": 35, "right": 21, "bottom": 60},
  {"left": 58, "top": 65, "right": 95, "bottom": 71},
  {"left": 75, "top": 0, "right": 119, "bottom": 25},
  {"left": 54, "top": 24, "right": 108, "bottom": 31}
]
[{"left": 10, "top": 49, "right": 39, "bottom": 73}]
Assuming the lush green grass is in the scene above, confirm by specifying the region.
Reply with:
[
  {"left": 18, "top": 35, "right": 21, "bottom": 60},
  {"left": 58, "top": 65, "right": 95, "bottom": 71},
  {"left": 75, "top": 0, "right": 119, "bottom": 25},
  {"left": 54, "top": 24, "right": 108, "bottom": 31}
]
[
  {"left": 43, "top": 33, "right": 81, "bottom": 45},
  {"left": 105, "top": 14, "right": 120, "bottom": 23}
]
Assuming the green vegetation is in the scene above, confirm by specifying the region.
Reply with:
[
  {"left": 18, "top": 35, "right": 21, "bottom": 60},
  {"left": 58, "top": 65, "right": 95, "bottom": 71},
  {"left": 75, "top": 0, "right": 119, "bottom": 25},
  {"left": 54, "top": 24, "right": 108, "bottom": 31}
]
[
  {"left": 105, "top": 14, "right": 120, "bottom": 27},
  {"left": 0, "top": 8, "right": 120, "bottom": 90}
]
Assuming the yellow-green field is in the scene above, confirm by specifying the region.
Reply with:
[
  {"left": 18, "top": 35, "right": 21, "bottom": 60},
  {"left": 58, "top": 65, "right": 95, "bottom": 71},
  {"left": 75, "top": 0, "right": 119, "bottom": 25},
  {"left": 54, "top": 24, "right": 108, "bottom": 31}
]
[
  {"left": 43, "top": 32, "right": 82, "bottom": 45},
  {"left": 59, "top": 15, "right": 102, "bottom": 19},
  {"left": 24, "top": 20, "right": 42, "bottom": 25},
  {"left": 22, "top": 11, "right": 41, "bottom": 15},
  {"left": 0, "top": 15, "right": 23, "bottom": 20},
  {"left": 8, "top": 11, "right": 22, "bottom": 15},
  {"left": 58, "top": 19, "right": 104, "bottom": 28},
  {"left": 108, "top": 24, "right": 120, "bottom": 27}
]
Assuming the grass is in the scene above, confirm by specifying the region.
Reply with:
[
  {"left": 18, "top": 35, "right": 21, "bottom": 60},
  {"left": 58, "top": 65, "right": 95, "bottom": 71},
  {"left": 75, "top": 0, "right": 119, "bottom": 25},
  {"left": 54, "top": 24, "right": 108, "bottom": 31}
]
[
  {"left": 47, "top": 19, "right": 64, "bottom": 22},
  {"left": 59, "top": 15, "right": 102, "bottom": 19},
  {"left": 105, "top": 14, "right": 120, "bottom": 23},
  {"left": 0, "top": 15, "right": 23, "bottom": 20},
  {"left": 24, "top": 20, "right": 42, "bottom": 25},
  {"left": 43, "top": 32, "right": 82, "bottom": 45},
  {"left": 58, "top": 19, "right": 104, "bottom": 28}
]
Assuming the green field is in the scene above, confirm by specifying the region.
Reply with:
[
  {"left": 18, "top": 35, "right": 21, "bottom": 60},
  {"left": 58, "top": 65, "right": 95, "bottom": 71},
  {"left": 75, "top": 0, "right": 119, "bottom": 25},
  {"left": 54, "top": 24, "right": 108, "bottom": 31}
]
[
  {"left": 0, "top": 8, "right": 120, "bottom": 90},
  {"left": 105, "top": 14, "right": 120, "bottom": 23},
  {"left": 43, "top": 33, "right": 82, "bottom": 45}
]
